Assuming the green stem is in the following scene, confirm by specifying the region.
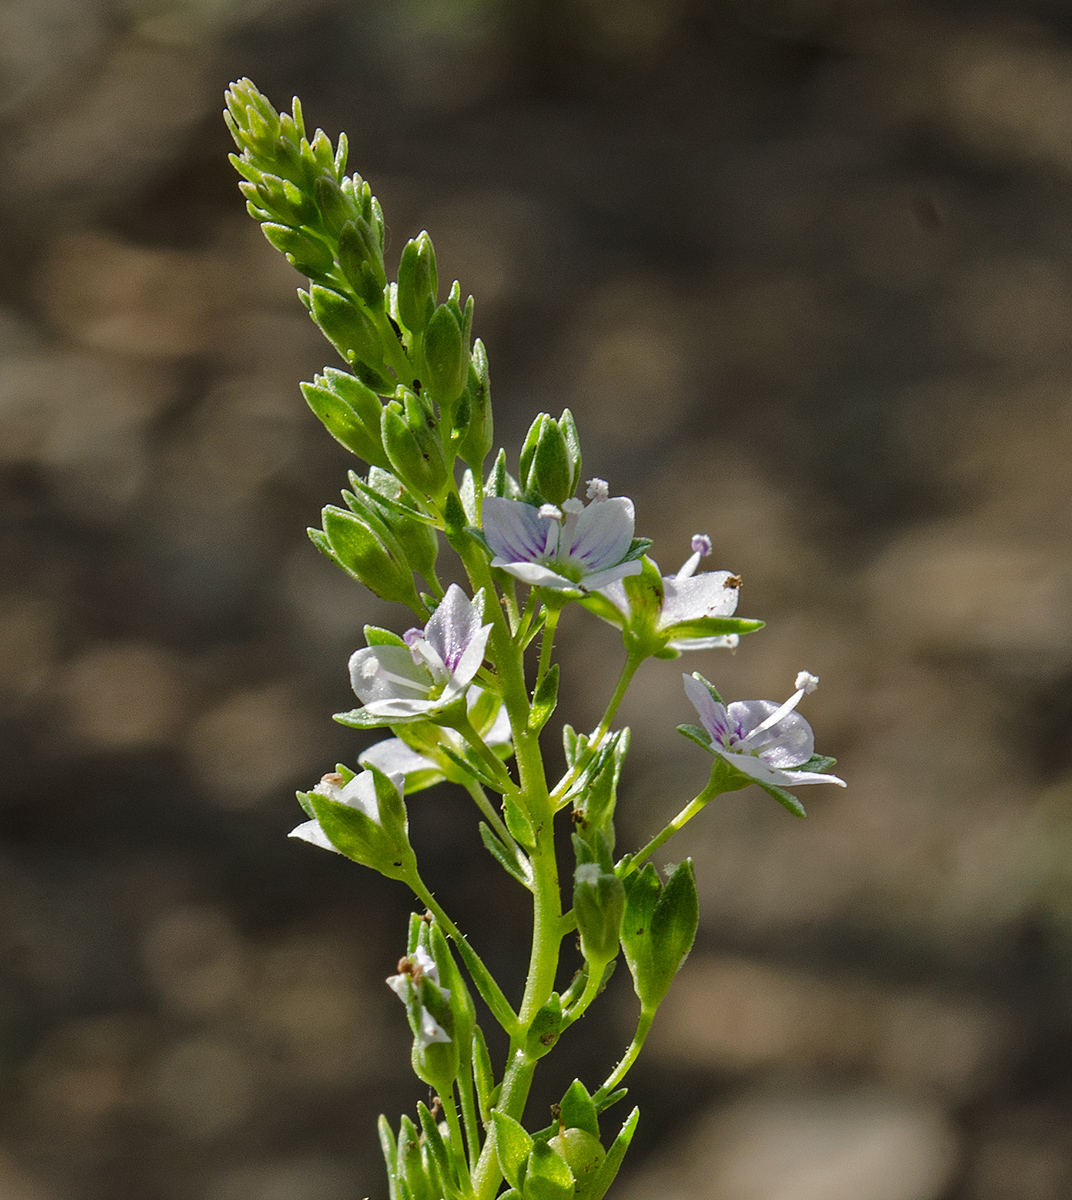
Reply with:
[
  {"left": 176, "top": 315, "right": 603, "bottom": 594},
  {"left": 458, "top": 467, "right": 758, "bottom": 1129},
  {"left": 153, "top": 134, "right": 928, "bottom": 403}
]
[
  {"left": 408, "top": 876, "right": 520, "bottom": 1039},
  {"left": 440, "top": 1089, "right": 474, "bottom": 1196},
  {"left": 551, "top": 650, "right": 643, "bottom": 804},
  {"left": 624, "top": 773, "right": 734, "bottom": 876},
  {"left": 536, "top": 603, "right": 560, "bottom": 687},
  {"left": 592, "top": 1009, "right": 654, "bottom": 1106},
  {"left": 513, "top": 587, "right": 540, "bottom": 647},
  {"left": 563, "top": 960, "right": 605, "bottom": 1026},
  {"left": 454, "top": 714, "right": 523, "bottom": 800}
]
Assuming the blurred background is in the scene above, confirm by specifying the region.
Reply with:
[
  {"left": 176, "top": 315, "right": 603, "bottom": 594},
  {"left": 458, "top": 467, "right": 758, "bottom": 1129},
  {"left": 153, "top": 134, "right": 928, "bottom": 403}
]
[{"left": 3, "top": 0, "right": 1072, "bottom": 1197}]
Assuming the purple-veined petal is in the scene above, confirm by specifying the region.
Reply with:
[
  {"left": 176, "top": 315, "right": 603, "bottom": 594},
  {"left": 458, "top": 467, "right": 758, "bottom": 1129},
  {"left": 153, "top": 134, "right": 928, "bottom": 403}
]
[
  {"left": 447, "top": 620, "right": 493, "bottom": 690},
  {"left": 288, "top": 819, "right": 340, "bottom": 852},
  {"left": 729, "top": 700, "right": 813, "bottom": 768},
  {"left": 482, "top": 498, "right": 553, "bottom": 563},
  {"left": 563, "top": 496, "right": 634, "bottom": 570},
  {"left": 661, "top": 571, "right": 740, "bottom": 626},
  {"left": 683, "top": 673, "right": 731, "bottom": 741},
  {"left": 492, "top": 559, "right": 579, "bottom": 590},
  {"left": 580, "top": 559, "right": 643, "bottom": 591},
  {"left": 350, "top": 645, "right": 431, "bottom": 705},
  {"left": 423, "top": 584, "right": 485, "bottom": 675}
]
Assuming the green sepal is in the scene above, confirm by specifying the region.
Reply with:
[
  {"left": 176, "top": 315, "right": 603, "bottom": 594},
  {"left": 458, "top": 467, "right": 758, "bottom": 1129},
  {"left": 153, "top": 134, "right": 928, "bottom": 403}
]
[
  {"left": 522, "top": 1140, "right": 575, "bottom": 1200},
  {"left": 675, "top": 722, "right": 713, "bottom": 752},
  {"left": 338, "top": 217, "right": 387, "bottom": 310},
  {"left": 586, "top": 1108, "right": 639, "bottom": 1200},
  {"left": 334, "top": 706, "right": 424, "bottom": 730},
  {"left": 319, "top": 505, "right": 421, "bottom": 608},
  {"left": 260, "top": 222, "right": 335, "bottom": 277},
  {"left": 662, "top": 615, "right": 765, "bottom": 640},
  {"left": 437, "top": 742, "right": 500, "bottom": 792},
  {"left": 548, "top": 1130, "right": 604, "bottom": 1198},
  {"left": 480, "top": 823, "right": 534, "bottom": 891},
  {"left": 472, "top": 1024, "right": 495, "bottom": 1126},
  {"left": 620, "top": 538, "right": 652, "bottom": 564},
  {"left": 789, "top": 753, "right": 837, "bottom": 773},
  {"left": 486, "top": 448, "right": 523, "bottom": 499},
  {"left": 364, "top": 624, "right": 407, "bottom": 647},
  {"left": 313, "top": 173, "right": 360, "bottom": 237},
  {"left": 529, "top": 664, "right": 559, "bottom": 732},
  {"left": 492, "top": 1111, "right": 533, "bottom": 1191},
  {"left": 570, "top": 729, "right": 629, "bottom": 848},
  {"left": 301, "top": 372, "right": 390, "bottom": 468},
  {"left": 689, "top": 671, "right": 724, "bottom": 705},
  {"left": 755, "top": 780, "right": 807, "bottom": 818},
  {"left": 428, "top": 922, "right": 476, "bottom": 1058},
  {"left": 620, "top": 860, "right": 699, "bottom": 1011},
  {"left": 558, "top": 1080, "right": 600, "bottom": 1139},
  {"left": 304, "top": 779, "right": 411, "bottom": 880},
  {"left": 397, "top": 1116, "right": 435, "bottom": 1200},
  {"left": 381, "top": 394, "right": 450, "bottom": 499},
  {"left": 525, "top": 992, "right": 564, "bottom": 1060},
  {"left": 455, "top": 339, "right": 493, "bottom": 471},
  {"left": 572, "top": 855, "right": 625, "bottom": 974}
]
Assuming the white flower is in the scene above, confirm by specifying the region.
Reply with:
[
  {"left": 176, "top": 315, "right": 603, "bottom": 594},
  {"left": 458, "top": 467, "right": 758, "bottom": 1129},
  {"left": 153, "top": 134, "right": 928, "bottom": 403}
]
[
  {"left": 600, "top": 534, "right": 743, "bottom": 651},
  {"left": 386, "top": 946, "right": 452, "bottom": 1047},
  {"left": 683, "top": 672, "right": 846, "bottom": 789},
  {"left": 347, "top": 584, "right": 491, "bottom": 720},
  {"left": 481, "top": 484, "right": 644, "bottom": 592},
  {"left": 288, "top": 768, "right": 402, "bottom": 852}
]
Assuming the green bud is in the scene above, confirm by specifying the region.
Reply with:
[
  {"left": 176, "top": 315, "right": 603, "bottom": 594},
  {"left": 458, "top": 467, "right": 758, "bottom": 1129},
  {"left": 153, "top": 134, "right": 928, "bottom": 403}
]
[
  {"left": 302, "top": 766, "right": 412, "bottom": 880},
  {"left": 428, "top": 922, "right": 476, "bottom": 1057},
  {"left": 338, "top": 217, "right": 387, "bottom": 310},
  {"left": 423, "top": 302, "right": 468, "bottom": 407},
  {"left": 525, "top": 992, "right": 563, "bottom": 1060},
  {"left": 309, "top": 284, "right": 383, "bottom": 368},
  {"left": 314, "top": 173, "right": 361, "bottom": 237},
  {"left": 317, "top": 505, "right": 421, "bottom": 608},
  {"left": 571, "top": 728, "right": 629, "bottom": 853},
  {"left": 300, "top": 370, "right": 391, "bottom": 468},
  {"left": 548, "top": 1130, "right": 604, "bottom": 1198},
  {"left": 381, "top": 393, "right": 450, "bottom": 499},
  {"left": 261, "top": 223, "right": 335, "bottom": 279},
  {"left": 519, "top": 410, "right": 582, "bottom": 505},
  {"left": 620, "top": 860, "right": 699, "bottom": 1012},
  {"left": 397, "top": 232, "right": 438, "bottom": 335},
  {"left": 361, "top": 467, "right": 440, "bottom": 583},
  {"left": 573, "top": 860, "right": 625, "bottom": 974},
  {"left": 454, "top": 338, "right": 493, "bottom": 471}
]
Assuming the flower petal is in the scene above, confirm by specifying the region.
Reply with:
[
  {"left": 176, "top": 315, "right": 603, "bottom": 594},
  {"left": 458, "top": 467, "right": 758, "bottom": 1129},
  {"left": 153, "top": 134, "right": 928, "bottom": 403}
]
[
  {"left": 580, "top": 560, "right": 642, "bottom": 591},
  {"left": 338, "top": 769, "right": 386, "bottom": 820},
  {"left": 683, "top": 673, "right": 731, "bottom": 741},
  {"left": 360, "top": 737, "right": 436, "bottom": 776},
  {"left": 729, "top": 700, "right": 813, "bottom": 768},
  {"left": 349, "top": 645, "right": 431, "bottom": 705},
  {"left": 448, "top": 620, "right": 493, "bottom": 690},
  {"left": 564, "top": 496, "right": 635, "bottom": 570},
  {"left": 482, "top": 498, "right": 551, "bottom": 563},
  {"left": 491, "top": 559, "right": 580, "bottom": 590},
  {"left": 288, "top": 819, "right": 340, "bottom": 852},
  {"left": 667, "top": 635, "right": 740, "bottom": 652},
  {"left": 423, "top": 584, "right": 484, "bottom": 675},
  {"left": 661, "top": 571, "right": 740, "bottom": 626}
]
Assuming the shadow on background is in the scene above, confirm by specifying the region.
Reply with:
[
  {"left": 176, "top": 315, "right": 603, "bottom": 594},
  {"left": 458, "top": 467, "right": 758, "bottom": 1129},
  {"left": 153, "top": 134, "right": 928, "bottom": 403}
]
[{"left": 3, "top": 1, "right": 1072, "bottom": 1198}]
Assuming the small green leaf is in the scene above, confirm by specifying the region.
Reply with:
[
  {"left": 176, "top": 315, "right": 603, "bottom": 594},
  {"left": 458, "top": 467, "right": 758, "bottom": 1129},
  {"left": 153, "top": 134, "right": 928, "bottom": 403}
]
[
  {"left": 559, "top": 1080, "right": 599, "bottom": 1139},
  {"left": 472, "top": 1025, "right": 495, "bottom": 1126},
  {"left": 522, "top": 1140, "right": 575, "bottom": 1200},
  {"left": 587, "top": 1108, "right": 639, "bottom": 1200},
  {"left": 492, "top": 1111, "right": 533, "bottom": 1190},
  {"left": 529, "top": 664, "right": 559, "bottom": 732},
  {"left": 480, "top": 823, "right": 534, "bottom": 891}
]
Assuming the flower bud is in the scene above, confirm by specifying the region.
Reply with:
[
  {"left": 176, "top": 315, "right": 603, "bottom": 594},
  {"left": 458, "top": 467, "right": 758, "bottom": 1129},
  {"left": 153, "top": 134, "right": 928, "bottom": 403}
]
[
  {"left": 309, "top": 284, "right": 382, "bottom": 368},
  {"left": 422, "top": 302, "right": 468, "bottom": 407},
  {"left": 572, "top": 860, "right": 624, "bottom": 975},
  {"left": 519, "top": 410, "right": 581, "bottom": 505},
  {"left": 397, "top": 231, "right": 438, "bottom": 335},
  {"left": 387, "top": 942, "right": 457, "bottom": 1093},
  {"left": 453, "top": 339, "right": 494, "bottom": 471},
  {"left": 620, "top": 859, "right": 699, "bottom": 1013},
  {"left": 381, "top": 392, "right": 450, "bottom": 499},
  {"left": 359, "top": 467, "right": 440, "bottom": 584},
  {"left": 313, "top": 173, "right": 360, "bottom": 237},
  {"left": 548, "top": 1130, "right": 604, "bottom": 1198},
  {"left": 338, "top": 217, "right": 387, "bottom": 310},
  {"left": 297, "top": 766, "right": 413, "bottom": 880},
  {"left": 316, "top": 505, "right": 421, "bottom": 609},
  {"left": 301, "top": 369, "right": 390, "bottom": 468}
]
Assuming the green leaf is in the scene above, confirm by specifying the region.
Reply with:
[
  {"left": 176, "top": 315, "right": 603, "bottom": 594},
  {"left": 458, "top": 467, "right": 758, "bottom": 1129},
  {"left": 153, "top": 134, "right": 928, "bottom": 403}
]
[
  {"left": 587, "top": 1108, "right": 639, "bottom": 1200},
  {"left": 662, "top": 616, "right": 765, "bottom": 640},
  {"left": 480, "top": 823, "right": 534, "bottom": 891},
  {"left": 492, "top": 1112, "right": 533, "bottom": 1191},
  {"left": 417, "top": 1101, "right": 454, "bottom": 1191},
  {"left": 522, "top": 1140, "right": 575, "bottom": 1200},
  {"left": 525, "top": 992, "right": 564, "bottom": 1060},
  {"left": 529, "top": 664, "right": 559, "bottom": 732},
  {"left": 378, "top": 1115, "right": 400, "bottom": 1200},
  {"left": 504, "top": 797, "right": 537, "bottom": 850},
  {"left": 472, "top": 1025, "right": 495, "bottom": 1126},
  {"left": 334, "top": 707, "right": 422, "bottom": 729}
]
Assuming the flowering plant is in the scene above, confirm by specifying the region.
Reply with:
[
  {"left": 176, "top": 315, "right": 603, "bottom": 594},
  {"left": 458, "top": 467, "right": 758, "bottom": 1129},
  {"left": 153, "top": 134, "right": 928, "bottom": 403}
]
[{"left": 225, "top": 79, "right": 844, "bottom": 1200}]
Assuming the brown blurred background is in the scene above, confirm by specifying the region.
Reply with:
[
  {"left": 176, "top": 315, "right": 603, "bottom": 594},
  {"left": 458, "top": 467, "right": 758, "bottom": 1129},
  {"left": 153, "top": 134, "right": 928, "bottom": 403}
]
[{"left": 3, "top": 0, "right": 1072, "bottom": 1197}]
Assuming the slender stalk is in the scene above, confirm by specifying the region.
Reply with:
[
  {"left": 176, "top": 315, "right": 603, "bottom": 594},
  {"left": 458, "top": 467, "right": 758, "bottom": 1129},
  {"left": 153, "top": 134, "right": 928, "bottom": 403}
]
[
  {"left": 408, "top": 876, "right": 520, "bottom": 1038},
  {"left": 563, "top": 961, "right": 604, "bottom": 1026},
  {"left": 457, "top": 1057, "right": 482, "bottom": 1169},
  {"left": 592, "top": 1009, "right": 654, "bottom": 1106},
  {"left": 536, "top": 603, "right": 560, "bottom": 687},
  {"left": 453, "top": 713, "right": 523, "bottom": 800},
  {"left": 462, "top": 777, "right": 523, "bottom": 857},
  {"left": 551, "top": 650, "right": 643, "bottom": 803},
  {"left": 625, "top": 774, "right": 735, "bottom": 876}
]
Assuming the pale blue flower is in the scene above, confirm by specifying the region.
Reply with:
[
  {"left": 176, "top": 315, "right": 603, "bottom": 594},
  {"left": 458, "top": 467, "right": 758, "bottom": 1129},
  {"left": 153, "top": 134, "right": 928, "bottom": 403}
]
[
  {"left": 481, "top": 478, "right": 644, "bottom": 593},
  {"left": 347, "top": 584, "right": 491, "bottom": 720},
  {"left": 600, "top": 534, "right": 744, "bottom": 652},
  {"left": 684, "top": 670, "right": 846, "bottom": 789}
]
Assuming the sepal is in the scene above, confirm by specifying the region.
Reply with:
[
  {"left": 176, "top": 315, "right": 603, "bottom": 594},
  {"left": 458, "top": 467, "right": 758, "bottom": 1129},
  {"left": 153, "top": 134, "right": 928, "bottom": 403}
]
[{"left": 619, "top": 860, "right": 699, "bottom": 1011}]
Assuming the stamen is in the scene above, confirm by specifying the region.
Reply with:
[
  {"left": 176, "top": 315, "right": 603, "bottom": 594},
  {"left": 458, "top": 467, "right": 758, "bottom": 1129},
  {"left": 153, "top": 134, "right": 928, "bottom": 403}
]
[
  {"left": 740, "top": 688, "right": 805, "bottom": 746},
  {"left": 539, "top": 503, "right": 562, "bottom": 521},
  {"left": 795, "top": 670, "right": 819, "bottom": 694},
  {"left": 691, "top": 534, "right": 713, "bottom": 556},
  {"left": 586, "top": 478, "right": 609, "bottom": 501},
  {"left": 561, "top": 498, "right": 584, "bottom": 515}
]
